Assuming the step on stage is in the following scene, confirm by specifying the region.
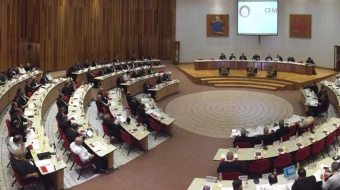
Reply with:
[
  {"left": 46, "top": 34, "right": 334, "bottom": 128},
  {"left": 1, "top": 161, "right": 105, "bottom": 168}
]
[{"left": 177, "top": 63, "right": 337, "bottom": 91}]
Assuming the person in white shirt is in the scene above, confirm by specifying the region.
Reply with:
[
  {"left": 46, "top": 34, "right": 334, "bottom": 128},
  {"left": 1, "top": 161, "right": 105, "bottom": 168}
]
[
  {"left": 321, "top": 162, "right": 340, "bottom": 190},
  {"left": 18, "top": 64, "right": 26, "bottom": 75},
  {"left": 70, "top": 137, "right": 107, "bottom": 174},
  {"left": 263, "top": 174, "right": 283, "bottom": 190},
  {"left": 123, "top": 71, "right": 131, "bottom": 82},
  {"left": 8, "top": 135, "right": 28, "bottom": 156},
  {"left": 334, "top": 75, "right": 340, "bottom": 86}
]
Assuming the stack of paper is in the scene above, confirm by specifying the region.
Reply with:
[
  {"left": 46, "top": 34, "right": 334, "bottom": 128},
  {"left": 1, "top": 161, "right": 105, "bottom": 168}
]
[{"left": 91, "top": 142, "right": 107, "bottom": 152}]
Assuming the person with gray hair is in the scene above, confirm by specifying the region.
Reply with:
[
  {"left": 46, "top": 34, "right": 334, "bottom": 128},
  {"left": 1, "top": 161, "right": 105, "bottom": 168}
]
[
  {"left": 321, "top": 162, "right": 340, "bottom": 190},
  {"left": 275, "top": 119, "right": 289, "bottom": 139},
  {"left": 255, "top": 126, "right": 278, "bottom": 146},
  {"left": 233, "top": 128, "right": 250, "bottom": 147}
]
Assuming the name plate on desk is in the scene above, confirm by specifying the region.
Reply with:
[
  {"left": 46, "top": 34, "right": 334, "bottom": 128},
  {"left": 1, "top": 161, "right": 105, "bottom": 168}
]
[
  {"left": 205, "top": 176, "right": 217, "bottom": 183},
  {"left": 273, "top": 141, "right": 279, "bottom": 146},
  {"left": 254, "top": 144, "right": 262, "bottom": 149},
  {"left": 290, "top": 136, "right": 296, "bottom": 141},
  {"left": 229, "top": 148, "right": 236, "bottom": 153},
  {"left": 239, "top": 175, "right": 248, "bottom": 181}
]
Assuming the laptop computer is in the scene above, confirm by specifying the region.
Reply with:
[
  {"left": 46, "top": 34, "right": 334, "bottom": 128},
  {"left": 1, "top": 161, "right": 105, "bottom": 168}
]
[
  {"left": 86, "top": 128, "right": 94, "bottom": 138},
  {"left": 284, "top": 165, "right": 297, "bottom": 183}
]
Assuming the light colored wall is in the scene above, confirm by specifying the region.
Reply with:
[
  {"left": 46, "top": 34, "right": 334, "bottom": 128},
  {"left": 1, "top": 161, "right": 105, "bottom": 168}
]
[{"left": 176, "top": 0, "right": 340, "bottom": 68}]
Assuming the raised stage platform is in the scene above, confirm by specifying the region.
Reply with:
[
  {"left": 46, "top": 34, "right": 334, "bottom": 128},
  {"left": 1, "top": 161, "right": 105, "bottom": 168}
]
[{"left": 177, "top": 63, "right": 338, "bottom": 91}]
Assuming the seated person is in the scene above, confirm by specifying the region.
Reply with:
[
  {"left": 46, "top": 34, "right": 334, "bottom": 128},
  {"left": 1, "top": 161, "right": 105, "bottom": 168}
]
[
  {"left": 247, "top": 67, "right": 256, "bottom": 77},
  {"left": 98, "top": 68, "right": 107, "bottom": 77},
  {"left": 65, "top": 124, "right": 81, "bottom": 143},
  {"left": 92, "top": 59, "right": 98, "bottom": 67},
  {"left": 70, "top": 137, "right": 108, "bottom": 174},
  {"left": 112, "top": 55, "right": 120, "bottom": 63},
  {"left": 265, "top": 55, "right": 273, "bottom": 61},
  {"left": 140, "top": 55, "right": 146, "bottom": 60},
  {"left": 0, "top": 72, "right": 7, "bottom": 85},
  {"left": 24, "top": 63, "right": 33, "bottom": 72},
  {"left": 310, "top": 81, "right": 319, "bottom": 94},
  {"left": 298, "top": 116, "right": 314, "bottom": 134},
  {"left": 95, "top": 94, "right": 110, "bottom": 114},
  {"left": 292, "top": 168, "right": 318, "bottom": 190},
  {"left": 56, "top": 94, "right": 68, "bottom": 110},
  {"left": 8, "top": 135, "right": 28, "bottom": 156},
  {"left": 74, "top": 62, "right": 83, "bottom": 70},
  {"left": 128, "top": 97, "right": 140, "bottom": 112},
  {"left": 287, "top": 57, "right": 295, "bottom": 62},
  {"left": 147, "top": 53, "right": 154, "bottom": 60},
  {"left": 7, "top": 68, "right": 15, "bottom": 79},
  {"left": 239, "top": 53, "right": 247, "bottom": 61},
  {"left": 263, "top": 174, "right": 279, "bottom": 190},
  {"left": 233, "top": 179, "right": 243, "bottom": 190},
  {"left": 40, "top": 72, "right": 50, "bottom": 85},
  {"left": 137, "top": 104, "right": 151, "bottom": 130},
  {"left": 127, "top": 61, "right": 135, "bottom": 69},
  {"left": 97, "top": 89, "right": 109, "bottom": 104},
  {"left": 266, "top": 67, "right": 277, "bottom": 78},
  {"left": 138, "top": 68, "right": 146, "bottom": 77},
  {"left": 56, "top": 106, "right": 67, "bottom": 121},
  {"left": 252, "top": 54, "right": 260, "bottom": 60},
  {"left": 106, "top": 66, "right": 115, "bottom": 74},
  {"left": 67, "top": 65, "right": 77, "bottom": 82},
  {"left": 130, "top": 54, "right": 137, "bottom": 61},
  {"left": 11, "top": 109, "right": 31, "bottom": 128},
  {"left": 334, "top": 75, "right": 340, "bottom": 86},
  {"left": 143, "top": 81, "right": 155, "bottom": 98},
  {"left": 101, "top": 58, "right": 108, "bottom": 65},
  {"left": 61, "top": 82, "right": 75, "bottom": 98},
  {"left": 219, "top": 53, "right": 226, "bottom": 60},
  {"left": 147, "top": 67, "right": 156, "bottom": 75},
  {"left": 13, "top": 95, "right": 26, "bottom": 111},
  {"left": 217, "top": 152, "right": 242, "bottom": 174},
  {"left": 318, "top": 86, "right": 326, "bottom": 99},
  {"left": 229, "top": 53, "right": 236, "bottom": 60},
  {"left": 123, "top": 71, "right": 131, "bottom": 82},
  {"left": 156, "top": 76, "right": 163, "bottom": 84},
  {"left": 116, "top": 76, "right": 124, "bottom": 91},
  {"left": 121, "top": 63, "right": 128, "bottom": 70},
  {"left": 18, "top": 64, "right": 27, "bottom": 75},
  {"left": 11, "top": 149, "right": 51, "bottom": 190},
  {"left": 131, "top": 71, "right": 138, "bottom": 78},
  {"left": 275, "top": 120, "right": 289, "bottom": 139},
  {"left": 275, "top": 54, "right": 283, "bottom": 61},
  {"left": 306, "top": 57, "right": 314, "bottom": 64},
  {"left": 10, "top": 120, "right": 30, "bottom": 142},
  {"left": 86, "top": 70, "right": 96, "bottom": 85},
  {"left": 320, "top": 162, "right": 340, "bottom": 190},
  {"left": 163, "top": 73, "right": 170, "bottom": 81},
  {"left": 254, "top": 127, "right": 277, "bottom": 146},
  {"left": 126, "top": 92, "right": 133, "bottom": 103},
  {"left": 30, "top": 76, "right": 40, "bottom": 89},
  {"left": 10, "top": 102, "right": 21, "bottom": 116},
  {"left": 102, "top": 115, "right": 122, "bottom": 141},
  {"left": 24, "top": 80, "right": 34, "bottom": 95},
  {"left": 59, "top": 115, "right": 74, "bottom": 134},
  {"left": 233, "top": 128, "right": 250, "bottom": 147}
]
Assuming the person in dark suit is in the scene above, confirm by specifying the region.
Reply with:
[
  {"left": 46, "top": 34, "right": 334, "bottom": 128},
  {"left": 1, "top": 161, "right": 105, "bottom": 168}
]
[
  {"left": 97, "top": 89, "right": 109, "bottom": 104},
  {"left": 75, "top": 62, "right": 83, "bottom": 70},
  {"left": 156, "top": 76, "right": 163, "bottom": 84},
  {"left": 61, "top": 82, "right": 75, "bottom": 98},
  {"left": 254, "top": 127, "right": 277, "bottom": 145},
  {"left": 233, "top": 128, "right": 250, "bottom": 147},
  {"left": 11, "top": 109, "right": 30, "bottom": 128},
  {"left": 306, "top": 57, "right": 314, "bottom": 64},
  {"left": 147, "top": 53, "right": 154, "bottom": 60},
  {"left": 98, "top": 69, "right": 107, "bottom": 77},
  {"left": 67, "top": 65, "right": 77, "bottom": 82},
  {"left": 86, "top": 70, "right": 96, "bottom": 86},
  {"left": 102, "top": 115, "right": 121, "bottom": 141},
  {"left": 116, "top": 76, "right": 124, "bottom": 90},
  {"left": 56, "top": 107, "right": 67, "bottom": 122},
  {"left": 126, "top": 92, "right": 133, "bottom": 103},
  {"left": 30, "top": 76, "right": 40, "bottom": 89},
  {"left": 131, "top": 71, "right": 138, "bottom": 78},
  {"left": 292, "top": 168, "right": 319, "bottom": 190},
  {"left": 275, "top": 54, "right": 283, "bottom": 61},
  {"left": 310, "top": 81, "right": 319, "bottom": 94},
  {"left": 265, "top": 55, "right": 273, "bottom": 61},
  {"left": 219, "top": 53, "right": 226, "bottom": 60},
  {"left": 143, "top": 81, "right": 154, "bottom": 98},
  {"left": 130, "top": 54, "right": 137, "bottom": 61},
  {"left": 24, "top": 80, "right": 34, "bottom": 95},
  {"left": 101, "top": 58, "right": 108, "bottom": 65},
  {"left": 138, "top": 68, "right": 146, "bottom": 77},
  {"left": 128, "top": 97, "right": 140, "bottom": 112},
  {"left": 239, "top": 53, "right": 247, "bottom": 61},
  {"left": 7, "top": 69, "right": 15, "bottom": 80},
  {"left": 287, "top": 57, "right": 295, "bottom": 62},
  {"left": 252, "top": 54, "right": 260, "bottom": 60},
  {"left": 24, "top": 63, "right": 33, "bottom": 72},
  {"left": 9, "top": 102, "right": 20, "bottom": 117},
  {"left": 317, "top": 86, "right": 326, "bottom": 99},
  {"left": 137, "top": 104, "right": 151, "bottom": 129},
  {"left": 91, "top": 59, "right": 98, "bottom": 67},
  {"left": 59, "top": 115, "right": 73, "bottom": 134},
  {"left": 40, "top": 72, "right": 49, "bottom": 85},
  {"left": 83, "top": 60, "right": 90, "bottom": 68},
  {"left": 317, "top": 94, "right": 329, "bottom": 113},
  {"left": 162, "top": 73, "right": 169, "bottom": 81},
  {"left": 229, "top": 53, "right": 236, "bottom": 60},
  {"left": 217, "top": 152, "right": 242, "bottom": 174},
  {"left": 140, "top": 55, "right": 146, "bottom": 60},
  {"left": 275, "top": 120, "right": 289, "bottom": 139},
  {"left": 10, "top": 120, "right": 29, "bottom": 140},
  {"left": 95, "top": 94, "right": 110, "bottom": 114},
  {"left": 15, "top": 88, "right": 28, "bottom": 107},
  {"left": 113, "top": 55, "right": 120, "bottom": 63},
  {"left": 56, "top": 94, "right": 68, "bottom": 110},
  {"left": 65, "top": 124, "right": 81, "bottom": 143}
]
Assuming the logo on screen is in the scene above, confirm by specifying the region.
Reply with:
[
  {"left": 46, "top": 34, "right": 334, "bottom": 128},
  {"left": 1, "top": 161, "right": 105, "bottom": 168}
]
[{"left": 239, "top": 6, "right": 250, "bottom": 18}]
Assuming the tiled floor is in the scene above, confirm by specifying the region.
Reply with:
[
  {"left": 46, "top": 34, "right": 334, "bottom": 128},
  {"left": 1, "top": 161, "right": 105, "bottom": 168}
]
[
  {"left": 165, "top": 90, "right": 294, "bottom": 138},
  {"left": 0, "top": 89, "right": 168, "bottom": 189}
]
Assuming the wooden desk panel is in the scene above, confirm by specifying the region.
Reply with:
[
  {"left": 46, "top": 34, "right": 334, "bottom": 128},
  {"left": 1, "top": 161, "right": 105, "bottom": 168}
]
[{"left": 154, "top": 82, "right": 179, "bottom": 101}]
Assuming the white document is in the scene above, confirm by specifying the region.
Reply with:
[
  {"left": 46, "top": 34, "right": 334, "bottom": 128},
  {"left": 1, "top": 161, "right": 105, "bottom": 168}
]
[
  {"left": 91, "top": 142, "right": 107, "bottom": 152},
  {"left": 35, "top": 159, "right": 52, "bottom": 167},
  {"left": 31, "top": 139, "right": 40, "bottom": 149},
  {"left": 45, "top": 164, "right": 56, "bottom": 173}
]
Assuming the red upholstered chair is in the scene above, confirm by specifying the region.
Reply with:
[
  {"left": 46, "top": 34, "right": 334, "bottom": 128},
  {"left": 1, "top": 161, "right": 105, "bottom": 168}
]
[
  {"left": 5, "top": 119, "right": 11, "bottom": 138},
  {"left": 136, "top": 112, "right": 144, "bottom": 124},
  {"left": 336, "top": 129, "right": 340, "bottom": 146},
  {"left": 273, "top": 154, "right": 291, "bottom": 169},
  {"left": 249, "top": 159, "right": 270, "bottom": 174},
  {"left": 63, "top": 96, "right": 69, "bottom": 103},
  {"left": 294, "top": 146, "right": 310, "bottom": 164},
  {"left": 306, "top": 122, "right": 315, "bottom": 132},
  {"left": 198, "top": 58, "right": 203, "bottom": 60},
  {"left": 149, "top": 118, "right": 167, "bottom": 140},
  {"left": 12, "top": 170, "right": 39, "bottom": 189},
  {"left": 324, "top": 131, "right": 337, "bottom": 156},
  {"left": 102, "top": 124, "right": 112, "bottom": 139},
  {"left": 310, "top": 139, "right": 325, "bottom": 162},
  {"left": 102, "top": 107, "right": 110, "bottom": 115},
  {"left": 70, "top": 152, "right": 95, "bottom": 180},
  {"left": 57, "top": 126, "right": 65, "bottom": 144},
  {"left": 222, "top": 172, "right": 241, "bottom": 180},
  {"left": 120, "top": 130, "right": 135, "bottom": 156},
  {"left": 288, "top": 125, "right": 297, "bottom": 136},
  {"left": 7, "top": 148, "right": 15, "bottom": 167},
  {"left": 282, "top": 134, "right": 291, "bottom": 142},
  {"left": 61, "top": 135, "right": 71, "bottom": 163},
  {"left": 234, "top": 142, "right": 252, "bottom": 148},
  {"left": 27, "top": 92, "right": 33, "bottom": 97},
  {"left": 74, "top": 83, "right": 80, "bottom": 89}
]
